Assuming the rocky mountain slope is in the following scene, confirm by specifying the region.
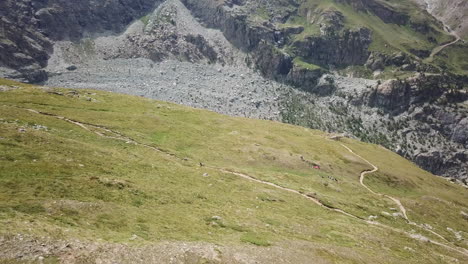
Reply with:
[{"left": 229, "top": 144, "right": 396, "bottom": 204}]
[
  {"left": 0, "top": 79, "right": 467, "bottom": 263},
  {"left": 0, "top": 0, "right": 162, "bottom": 82},
  {"left": 412, "top": 0, "right": 468, "bottom": 39},
  {"left": 0, "top": 0, "right": 467, "bottom": 182}
]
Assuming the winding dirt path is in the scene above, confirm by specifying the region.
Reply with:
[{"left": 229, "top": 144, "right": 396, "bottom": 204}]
[
  {"left": 25, "top": 109, "right": 363, "bottom": 220},
  {"left": 22, "top": 107, "right": 468, "bottom": 258},
  {"left": 215, "top": 168, "right": 362, "bottom": 220},
  {"left": 25, "top": 109, "right": 177, "bottom": 159},
  {"left": 428, "top": 26, "right": 461, "bottom": 60},
  {"left": 338, "top": 143, "right": 451, "bottom": 243},
  {"left": 339, "top": 144, "right": 410, "bottom": 221}
]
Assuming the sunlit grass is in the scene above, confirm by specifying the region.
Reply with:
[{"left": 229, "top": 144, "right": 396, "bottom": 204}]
[{"left": 0, "top": 79, "right": 467, "bottom": 262}]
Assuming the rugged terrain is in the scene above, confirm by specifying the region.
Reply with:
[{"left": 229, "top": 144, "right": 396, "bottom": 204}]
[
  {"left": 412, "top": 0, "right": 468, "bottom": 39},
  {"left": 0, "top": 79, "right": 467, "bottom": 263},
  {"left": 0, "top": 0, "right": 467, "bottom": 181}
]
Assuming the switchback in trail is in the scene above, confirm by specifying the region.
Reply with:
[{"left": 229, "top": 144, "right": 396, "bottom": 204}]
[
  {"left": 338, "top": 143, "right": 452, "bottom": 243},
  {"left": 428, "top": 26, "right": 461, "bottom": 60},
  {"left": 22, "top": 107, "right": 468, "bottom": 258}
]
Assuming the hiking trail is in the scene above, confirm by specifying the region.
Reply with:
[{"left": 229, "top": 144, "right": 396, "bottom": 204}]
[
  {"left": 339, "top": 143, "right": 450, "bottom": 243},
  {"left": 23, "top": 107, "right": 468, "bottom": 258},
  {"left": 428, "top": 25, "right": 461, "bottom": 60}
]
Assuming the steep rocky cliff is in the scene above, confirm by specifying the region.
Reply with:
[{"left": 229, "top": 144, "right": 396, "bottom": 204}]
[
  {"left": 368, "top": 74, "right": 468, "bottom": 178},
  {"left": 0, "top": 0, "right": 161, "bottom": 82},
  {"left": 291, "top": 27, "right": 372, "bottom": 67},
  {"left": 368, "top": 74, "right": 467, "bottom": 114}
]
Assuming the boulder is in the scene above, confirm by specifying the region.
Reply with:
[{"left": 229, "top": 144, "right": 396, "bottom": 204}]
[
  {"left": 452, "top": 118, "right": 468, "bottom": 145},
  {"left": 66, "top": 65, "right": 77, "bottom": 71}
]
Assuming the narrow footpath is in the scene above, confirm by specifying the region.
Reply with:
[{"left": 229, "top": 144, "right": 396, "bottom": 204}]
[
  {"left": 23, "top": 107, "right": 468, "bottom": 258},
  {"left": 339, "top": 143, "right": 449, "bottom": 243},
  {"left": 428, "top": 25, "right": 461, "bottom": 60}
]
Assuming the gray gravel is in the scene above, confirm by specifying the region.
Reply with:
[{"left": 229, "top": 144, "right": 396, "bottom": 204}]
[
  {"left": 46, "top": 58, "right": 288, "bottom": 120},
  {"left": 44, "top": 0, "right": 289, "bottom": 120}
]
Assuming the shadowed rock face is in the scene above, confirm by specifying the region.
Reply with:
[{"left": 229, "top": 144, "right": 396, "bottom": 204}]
[
  {"left": 0, "top": 0, "right": 161, "bottom": 82},
  {"left": 28, "top": 0, "right": 160, "bottom": 41},
  {"left": 292, "top": 27, "right": 372, "bottom": 67},
  {"left": 0, "top": 1, "right": 52, "bottom": 82},
  {"left": 368, "top": 75, "right": 468, "bottom": 115}
]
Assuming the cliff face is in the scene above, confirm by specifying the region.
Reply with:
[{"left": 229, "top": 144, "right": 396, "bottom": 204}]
[
  {"left": 32, "top": 0, "right": 159, "bottom": 41},
  {"left": 364, "top": 74, "right": 468, "bottom": 178},
  {"left": 368, "top": 75, "right": 467, "bottom": 114},
  {"left": 180, "top": 0, "right": 374, "bottom": 90},
  {"left": 181, "top": 0, "right": 277, "bottom": 52},
  {"left": 0, "top": 1, "right": 52, "bottom": 82},
  {"left": 292, "top": 27, "right": 372, "bottom": 67},
  {"left": 0, "top": 0, "right": 160, "bottom": 82}
]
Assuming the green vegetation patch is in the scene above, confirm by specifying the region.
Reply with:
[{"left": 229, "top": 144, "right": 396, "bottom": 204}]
[{"left": 0, "top": 79, "right": 467, "bottom": 262}]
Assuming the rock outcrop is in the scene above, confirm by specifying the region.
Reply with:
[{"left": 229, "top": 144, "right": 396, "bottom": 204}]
[
  {"left": 286, "top": 64, "right": 325, "bottom": 93},
  {"left": 362, "top": 73, "right": 468, "bottom": 178},
  {"left": 291, "top": 27, "right": 372, "bottom": 68},
  {"left": 181, "top": 0, "right": 373, "bottom": 90},
  {"left": 452, "top": 118, "right": 468, "bottom": 146},
  {"left": 0, "top": 0, "right": 161, "bottom": 82},
  {"left": 369, "top": 74, "right": 467, "bottom": 112}
]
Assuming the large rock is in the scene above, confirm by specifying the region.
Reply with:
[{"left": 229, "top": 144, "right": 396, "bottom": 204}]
[
  {"left": 415, "top": 150, "right": 467, "bottom": 180},
  {"left": 368, "top": 79, "right": 411, "bottom": 114},
  {"left": 286, "top": 64, "right": 325, "bottom": 94},
  {"left": 252, "top": 41, "right": 292, "bottom": 79},
  {"left": 452, "top": 118, "right": 468, "bottom": 146},
  {"left": 367, "top": 74, "right": 466, "bottom": 114},
  {"left": 291, "top": 27, "right": 372, "bottom": 68}
]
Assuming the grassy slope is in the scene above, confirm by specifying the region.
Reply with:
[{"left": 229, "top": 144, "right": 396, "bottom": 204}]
[
  {"left": 258, "top": 0, "right": 468, "bottom": 75},
  {"left": 278, "top": 0, "right": 450, "bottom": 52},
  {"left": 431, "top": 42, "right": 468, "bottom": 74},
  {"left": 0, "top": 79, "right": 467, "bottom": 263}
]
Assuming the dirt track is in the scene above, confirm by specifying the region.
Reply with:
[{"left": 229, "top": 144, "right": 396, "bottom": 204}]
[
  {"left": 428, "top": 26, "right": 461, "bottom": 60},
  {"left": 21, "top": 107, "right": 468, "bottom": 258}
]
